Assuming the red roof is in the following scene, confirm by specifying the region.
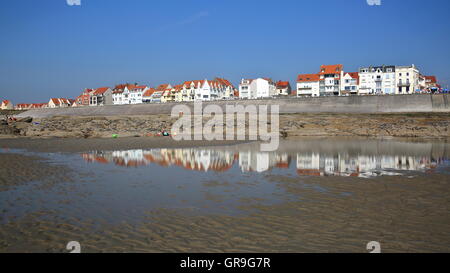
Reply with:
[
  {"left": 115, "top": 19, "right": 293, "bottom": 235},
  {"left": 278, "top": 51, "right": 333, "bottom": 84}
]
[
  {"left": 143, "top": 88, "right": 157, "bottom": 97},
  {"left": 344, "top": 72, "right": 359, "bottom": 84},
  {"left": 51, "top": 98, "right": 60, "bottom": 105},
  {"left": 425, "top": 76, "right": 437, "bottom": 83},
  {"left": 156, "top": 84, "right": 171, "bottom": 91},
  {"left": 297, "top": 74, "right": 320, "bottom": 82},
  {"left": 276, "top": 81, "right": 290, "bottom": 89},
  {"left": 2, "top": 100, "right": 10, "bottom": 105},
  {"left": 319, "top": 64, "right": 343, "bottom": 75},
  {"left": 93, "top": 87, "right": 110, "bottom": 95}
]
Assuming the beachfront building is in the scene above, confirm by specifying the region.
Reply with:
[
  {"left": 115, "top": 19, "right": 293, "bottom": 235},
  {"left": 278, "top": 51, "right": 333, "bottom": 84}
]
[
  {"left": 15, "top": 104, "right": 32, "bottom": 110},
  {"left": 238, "top": 78, "right": 276, "bottom": 99},
  {"left": 170, "top": 85, "right": 183, "bottom": 102},
  {"left": 129, "top": 85, "right": 149, "bottom": 104},
  {"left": 396, "top": 65, "right": 420, "bottom": 94},
  {"left": 90, "top": 87, "right": 113, "bottom": 106},
  {"left": 1, "top": 100, "right": 13, "bottom": 110},
  {"left": 358, "top": 65, "right": 396, "bottom": 95},
  {"left": 141, "top": 85, "right": 166, "bottom": 103},
  {"left": 275, "top": 81, "right": 292, "bottom": 96},
  {"left": 48, "top": 98, "right": 72, "bottom": 108},
  {"left": 142, "top": 88, "right": 156, "bottom": 103},
  {"left": 423, "top": 76, "right": 440, "bottom": 93},
  {"left": 296, "top": 74, "right": 320, "bottom": 97},
  {"left": 340, "top": 72, "right": 359, "bottom": 96},
  {"left": 215, "top": 77, "right": 237, "bottom": 100},
  {"left": 74, "top": 88, "right": 94, "bottom": 107},
  {"left": 30, "top": 103, "right": 47, "bottom": 109},
  {"left": 112, "top": 83, "right": 142, "bottom": 105},
  {"left": 319, "top": 64, "right": 343, "bottom": 96}
]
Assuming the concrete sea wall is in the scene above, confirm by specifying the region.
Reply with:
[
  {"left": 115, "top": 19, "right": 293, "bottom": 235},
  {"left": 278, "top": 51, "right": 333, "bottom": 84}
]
[{"left": 18, "top": 94, "right": 450, "bottom": 118}]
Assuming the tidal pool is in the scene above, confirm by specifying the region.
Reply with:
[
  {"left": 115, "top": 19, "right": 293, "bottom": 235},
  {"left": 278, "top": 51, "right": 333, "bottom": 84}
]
[{"left": 0, "top": 138, "right": 449, "bottom": 252}]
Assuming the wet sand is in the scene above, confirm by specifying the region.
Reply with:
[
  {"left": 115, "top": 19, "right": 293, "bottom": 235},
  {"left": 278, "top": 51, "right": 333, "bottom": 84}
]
[
  {"left": 0, "top": 137, "right": 249, "bottom": 153},
  {"left": 1, "top": 137, "right": 449, "bottom": 253},
  {"left": 0, "top": 153, "right": 73, "bottom": 191},
  {"left": 1, "top": 172, "right": 449, "bottom": 253}
]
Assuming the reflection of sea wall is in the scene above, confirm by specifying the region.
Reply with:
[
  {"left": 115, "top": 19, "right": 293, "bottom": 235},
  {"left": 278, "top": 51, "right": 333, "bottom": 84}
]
[{"left": 81, "top": 139, "right": 449, "bottom": 177}]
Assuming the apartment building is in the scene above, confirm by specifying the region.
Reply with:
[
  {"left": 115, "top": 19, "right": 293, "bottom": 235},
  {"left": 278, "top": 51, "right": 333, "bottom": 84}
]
[
  {"left": 319, "top": 64, "right": 343, "bottom": 96},
  {"left": 238, "top": 78, "right": 276, "bottom": 99},
  {"left": 296, "top": 74, "right": 320, "bottom": 97},
  {"left": 359, "top": 65, "right": 396, "bottom": 95},
  {"left": 396, "top": 65, "right": 420, "bottom": 94},
  {"left": 90, "top": 87, "right": 113, "bottom": 106}
]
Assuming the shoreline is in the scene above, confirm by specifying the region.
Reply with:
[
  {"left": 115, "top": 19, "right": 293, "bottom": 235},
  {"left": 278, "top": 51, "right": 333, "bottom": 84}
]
[{"left": 0, "top": 135, "right": 448, "bottom": 153}]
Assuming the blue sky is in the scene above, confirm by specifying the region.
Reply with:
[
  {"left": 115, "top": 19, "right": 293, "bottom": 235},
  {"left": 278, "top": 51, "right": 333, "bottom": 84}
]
[{"left": 1, "top": 0, "right": 449, "bottom": 103}]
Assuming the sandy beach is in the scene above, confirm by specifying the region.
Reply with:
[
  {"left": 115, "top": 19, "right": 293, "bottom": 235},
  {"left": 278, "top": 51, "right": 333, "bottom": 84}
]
[{"left": 1, "top": 112, "right": 450, "bottom": 253}]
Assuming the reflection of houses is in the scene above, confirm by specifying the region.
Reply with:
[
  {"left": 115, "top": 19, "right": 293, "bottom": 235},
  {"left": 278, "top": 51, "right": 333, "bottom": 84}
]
[
  {"left": 238, "top": 151, "right": 290, "bottom": 173},
  {"left": 80, "top": 147, "right": 445, "bottom": 178},
  {"left": 296, "top": 153, "right": 444, "bottom": 177}
]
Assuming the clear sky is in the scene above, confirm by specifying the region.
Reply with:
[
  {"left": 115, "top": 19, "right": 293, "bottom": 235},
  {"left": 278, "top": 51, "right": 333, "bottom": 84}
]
[{"left": 1, "top": 0, "right": 449, "bottom": 103}]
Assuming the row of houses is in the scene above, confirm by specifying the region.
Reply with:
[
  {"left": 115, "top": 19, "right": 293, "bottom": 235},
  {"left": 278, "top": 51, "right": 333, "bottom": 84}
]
[
  {"left": 295, "top": 64, "right": 441, "bottom": 97},
  {"left": 2, "top": 64, "right": 442, "bottom": 109}
]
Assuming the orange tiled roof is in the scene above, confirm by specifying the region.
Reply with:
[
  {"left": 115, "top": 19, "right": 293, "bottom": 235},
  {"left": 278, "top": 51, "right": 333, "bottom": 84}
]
[
  {"left": 319, "top": 64, "right": 343, "bottom": 75},
  {"left": 425, "top": 76, "right": 437, "bottom": 83},
  {"left": 276, "top": 81, "right": 290, "bottom": 89},
  {"left": 143, "top": 88, "right": 157, "bottom": 97},
  {"left": 297, "top": 74, "right": 320, "bottom": 82},
  {"left": 93, "top": 87, "right": 110, "bottom": 95}
]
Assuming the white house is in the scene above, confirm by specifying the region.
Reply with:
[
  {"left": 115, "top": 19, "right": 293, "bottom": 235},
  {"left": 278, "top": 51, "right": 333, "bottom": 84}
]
[
  {"left": 129, "top": 85, "right": 149, "bottom": 104},
  {"left": 48, "top": 98, "right": 71, "bottom": 108},
  {"left": 1, "top": 100, "right": 13, "bottom": 110},
  {"left": 112, "top": 84, "right": 142, "bottom": 105},
  {"left": 396, "top": 65, "right": 420, "bottom": 94},
  {"left": 238, "top": 78, "right": 276, "bottom": 99},
  {"left": 275, "top": 81, "right": 292, "bottom": 96},
  {"left": 296, "top": 74, "right": 320, "bottom": 97},
  {"left": 340, "top": 72, "right": 359, "bottom": 96}
]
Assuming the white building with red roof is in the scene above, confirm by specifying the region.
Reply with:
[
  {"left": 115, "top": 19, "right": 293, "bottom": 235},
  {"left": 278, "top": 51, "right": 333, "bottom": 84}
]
[
  {"left": 48, "top": 98, "right": 72, "bottom": 108},
  {"left": 1, "top": 100, "right": 13, "bottom": 110},
  {"left": 296, "top": 74, "right": 320, "bottom": 97},
  {"left": 319, "top": 64, "right": 343, "bottom": 96},
  {"left": 275, "top": 81, "right": 292, "bottom": 96},
  {"left": 340, "top": 72, "right": 359, "bottom": 96}
]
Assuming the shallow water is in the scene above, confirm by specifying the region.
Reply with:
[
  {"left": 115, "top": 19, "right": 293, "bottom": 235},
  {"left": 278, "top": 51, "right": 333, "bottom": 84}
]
[{"left": 1, "top": 138, "right": 449, "bottom": 252}]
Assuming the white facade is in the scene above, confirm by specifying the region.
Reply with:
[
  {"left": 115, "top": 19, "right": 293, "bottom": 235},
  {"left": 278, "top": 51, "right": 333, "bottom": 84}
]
[
  {"left": 359, "top": 66, "right": 396, "bottom": 95},
  {"left": 296, "top": 74, "right": 320, "bottom": 97},
  {"left": 340, "top": 72, "right": 359, "bottom": 95},
  {"left": 396, "top": 65, "right": 420, "bottom": 94},
  {"left": 238, "top": 78, "right": 276, "bottom": 99}
]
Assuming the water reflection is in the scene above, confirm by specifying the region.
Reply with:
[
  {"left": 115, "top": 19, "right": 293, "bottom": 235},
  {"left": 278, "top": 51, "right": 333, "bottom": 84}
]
[{"left": 81, "top": 140, "right": 449, "bottom": 178}]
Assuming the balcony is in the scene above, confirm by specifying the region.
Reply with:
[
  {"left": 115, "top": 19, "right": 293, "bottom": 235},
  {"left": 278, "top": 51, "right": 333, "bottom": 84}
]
[{"left": 398, "top": 82, "right": 411, "bottom": 87}]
